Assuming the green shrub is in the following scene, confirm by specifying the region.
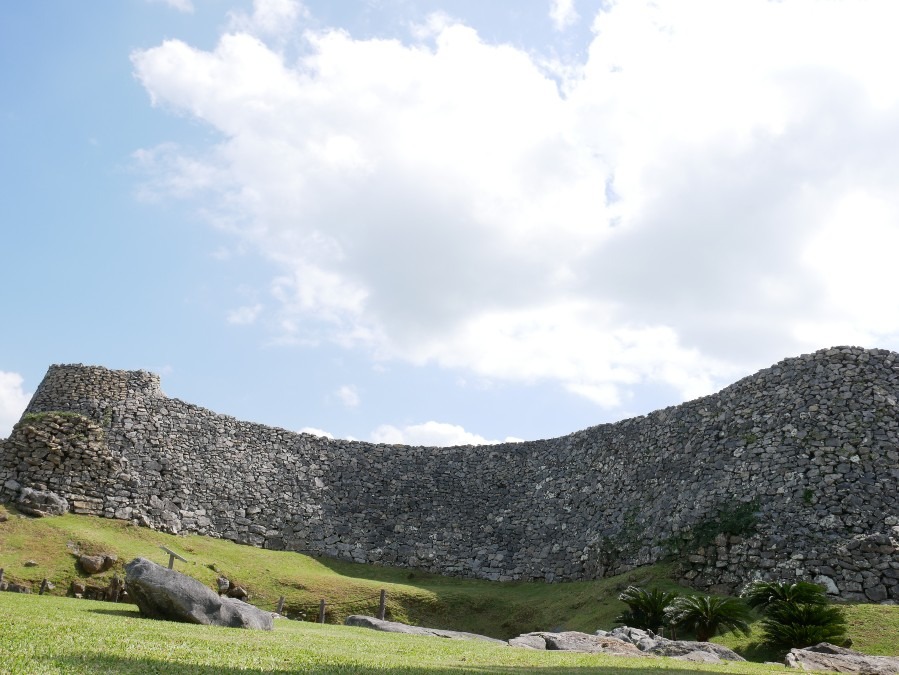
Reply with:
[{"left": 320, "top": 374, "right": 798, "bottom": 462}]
[
  {"left": 665, "top": 594, "right": 752, "bottom": 642},
  {"left": 760, "top": 601, "right": 848, "bottom": 649},
  {"left": 614, "top": 586, "right": 679, "bottom": 632},
  {"left": 741, "top": 580, "right": 847, "bottom": 650},
  {"left": 741, "top": 580, "right": 828, "bottom": 610}
]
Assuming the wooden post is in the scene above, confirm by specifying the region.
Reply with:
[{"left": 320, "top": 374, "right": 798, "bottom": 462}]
[
  {"left": 318, "top": 599, "right": 326, "bottom": 624},
  {"left": 111, "top": 574, "right": 121, "bottom": 603},
  {"left": 378, "top": 589, "right": 386, "bottom": 620},
  {"left": 276, "top": 595, "right": 285, "bottom": 614},
  {"left": 39, "top": 579, "right": 49, "bottom": 595},
  {"left": 0, "top": 568, "right": 4, "bottom": 585}
]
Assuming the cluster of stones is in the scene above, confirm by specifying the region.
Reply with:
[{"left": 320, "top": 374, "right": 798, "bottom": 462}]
[
  {"left": 348, "top": 619, "right": 744, "bottom": 664},
  {"left": 1, "top": 346, "right": 898, "bottom": 601},
  {"left": 2, "top": 413, "right": 119, "bottom": 518}
]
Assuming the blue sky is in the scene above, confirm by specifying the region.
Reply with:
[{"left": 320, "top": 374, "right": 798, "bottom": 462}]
[{"left": 3, "top": 0, "right": 899, "bottom": 443}]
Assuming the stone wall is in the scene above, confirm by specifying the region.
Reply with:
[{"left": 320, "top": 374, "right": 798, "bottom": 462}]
[{"left": 2, "top": 346, "right": 898, "bottom": 601}]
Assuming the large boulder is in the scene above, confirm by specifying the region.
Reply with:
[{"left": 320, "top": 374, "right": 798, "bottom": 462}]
[
  {"left": 345, "top": 616, "right": 505, "bottom": 643},
  {"left": 16, "top": 488, "right": 68, "bottom": 517},
  {"left": 602, "top": 626, "right": 745, "bottom": 661},
  {"left": 124, "top": 558, "right": 272, "bottom": 630},
  {"left": 509, "top": 631, "right": 643, "bottom": 656},
  {"left": 785, "top": 643, "right": 899, "bottom": 673}
]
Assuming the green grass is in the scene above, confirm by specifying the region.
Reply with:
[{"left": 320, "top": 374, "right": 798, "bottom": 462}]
[
  {"left": 0, "top": 594, "right": 795, "bottom": 674},
  {"left": 0, "top": 507, "right": 897, "bottom": 673},
  {"left": 0, "top": 508, "right": 686, "bottom": 639}
]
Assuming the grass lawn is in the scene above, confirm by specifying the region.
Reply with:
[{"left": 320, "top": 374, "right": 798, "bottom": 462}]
[
  {"left": 0, "top": 507, "right": 897, "bottom": 673},
  {"left": 0, "top": 508, "right": 686, "bottom": 638},
  {"left": 0, "top": 594, "right": 795, "bottom": 674}
]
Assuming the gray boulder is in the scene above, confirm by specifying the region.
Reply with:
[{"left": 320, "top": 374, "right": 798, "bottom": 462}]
[
  {"left": 509, "top": 631, "right": 643, "bottom": 656},
  {"left": 648, "top": 640, "right": 743, "bottom": 661},
  {"left": 345, "top": 615, "right": 505, "bottom": 643},
  {"left": 676, "top": 650, "right": 722, "bottom": 663},
  {"left": 124, "top": 558, "right": 272, "bottom": 630},
  {"left": 785, "top": 643, "right": 899, "bottom": 674},
  {"left": 508, "top": 634, "right": 549, "bottom": 649},
  {"left": 606, "top": 625, "right": 744, "bottom": 661},
  {"left": 17, "top": 488, "right": 68, "bottom": 517},
  {"left": 5, "top": 582, "right": 32, "bottom": 593}
]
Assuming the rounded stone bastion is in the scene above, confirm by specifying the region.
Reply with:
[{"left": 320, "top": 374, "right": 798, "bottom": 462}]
[{"left": 2, "top": 347, "right": 899, "bottom": 601}]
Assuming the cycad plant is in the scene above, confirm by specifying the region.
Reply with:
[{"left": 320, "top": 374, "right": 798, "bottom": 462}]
[
  {"left": 614, "top": 586, "right": 679, "bottom": 633},
  {"left": 741, "top": 580, "right": 829, "bottom": 611},
  {"left": 740, "top": 580, "right": 847, "bottom": 650},
  {"left": 760, "top": 601, "right": 848, "bottom": 649},
  {"left": 665, "top": 594, "right": 753, "bottom": 642}
]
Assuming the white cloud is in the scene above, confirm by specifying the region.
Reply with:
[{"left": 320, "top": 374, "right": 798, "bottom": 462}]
[
  {"left": 226, "top": 303, "right": 263, "bottom": 325},
  {"left": 335, "top": 385, "right": 360, "bottom": 408},
  {"left": 132, "top": 0, "right": 899, "bottom": 417},
  {"left": 371, "top": 421, "right": 520, "bottom": 447},
  {"left": 228, "top": 0, "right": 306, "bottom": 38},
  {"left": 549, "top": 0, "right": 578, "bottom": 31},
  {"left": 0, "top": 372, "right": 31, "bottom": 439},
  {"left": 147, "top": 0, "right": 194, "bottom": 13},
  {"left": 300, "top": 426, "right": 333, "bottom": 438}
]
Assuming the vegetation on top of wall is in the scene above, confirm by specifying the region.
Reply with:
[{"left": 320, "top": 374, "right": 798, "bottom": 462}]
[{"left": 19, "top": 411, "right": 92, "bottom": 425}]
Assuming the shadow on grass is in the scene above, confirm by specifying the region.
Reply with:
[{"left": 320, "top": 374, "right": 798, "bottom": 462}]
[
  {"left": 732, "top": 640, "right": 782, "bottom": 664},
  {"left": 45, "top": 653, "right": 740, "bottom": 674},
  {"left": 87, "top": 608, "right": 142, "bottom": 619}
]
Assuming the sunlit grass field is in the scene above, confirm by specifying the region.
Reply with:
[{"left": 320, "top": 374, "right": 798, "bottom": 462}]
[
  {"left": 0, "top": 507, "right": 897, "bottom": 673},
  {"left": 0, "top": 594, "right": 794, "bottom": 674}
]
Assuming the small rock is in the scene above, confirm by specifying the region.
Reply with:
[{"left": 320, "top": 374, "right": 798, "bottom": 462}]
[
  {"left": 23, "top": 560, "right": 38, "bottom": 567},
  {"left": 814, "top": 574, "right": 840, "bottom": 595},
  {"left": 79, "top": 555, "right": 106, "bottom": 575},
  {"left": 227, "top": 585, "right": 248, "bottom": 600},
  {"left": 7, "top": 582, "right": 32, "bottom": 594}
]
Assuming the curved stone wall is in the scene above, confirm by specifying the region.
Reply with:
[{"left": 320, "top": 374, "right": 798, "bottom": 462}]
[{"left": 2, "top": 346, "right": 898, "bottom": 601}]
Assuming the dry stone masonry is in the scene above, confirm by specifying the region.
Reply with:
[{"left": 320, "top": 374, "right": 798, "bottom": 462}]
[{"left": 1, "top": 346, "right": 898, "bottom": 601}]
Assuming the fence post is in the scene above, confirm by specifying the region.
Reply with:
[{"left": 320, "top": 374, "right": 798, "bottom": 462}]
[
  {"left": 318, "top": 599, "right": 326, "bottom": 624},
  {"left": 378, "top": 589, "right": 386, "bottom": 620},
  {"left": 39, "top": 578, "right": 49, "bottom": 595},
  {"left": 276, "top": 595, "right": 285, "bottom": 615},
  {"left": 0, "top": 568, "right": 4, "bottom": 586}
]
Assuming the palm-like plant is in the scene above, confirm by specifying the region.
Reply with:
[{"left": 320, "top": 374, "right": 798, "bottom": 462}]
[
  {"left": 665, "top": 594, "right": 753, "bottom": 642},
  {"left": 614, "top": 586, "right": 679, "bottom": 632},
  {"left": 741, "top": 580, "right": 828, "bottom": 610},
  {"left": 760, "top": 601, "right": 848, "bottom": 649},
  {"left": 742, "top": 579, "right": 847, "bottom": 650}
]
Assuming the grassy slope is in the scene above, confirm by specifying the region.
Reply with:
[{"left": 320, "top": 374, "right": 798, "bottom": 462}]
[
  {"left": 0, "top": 506, "right": 897, "bottom": 663},
  {"left": 0, "top": 507, "right": 683, "bottom": 639}
]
